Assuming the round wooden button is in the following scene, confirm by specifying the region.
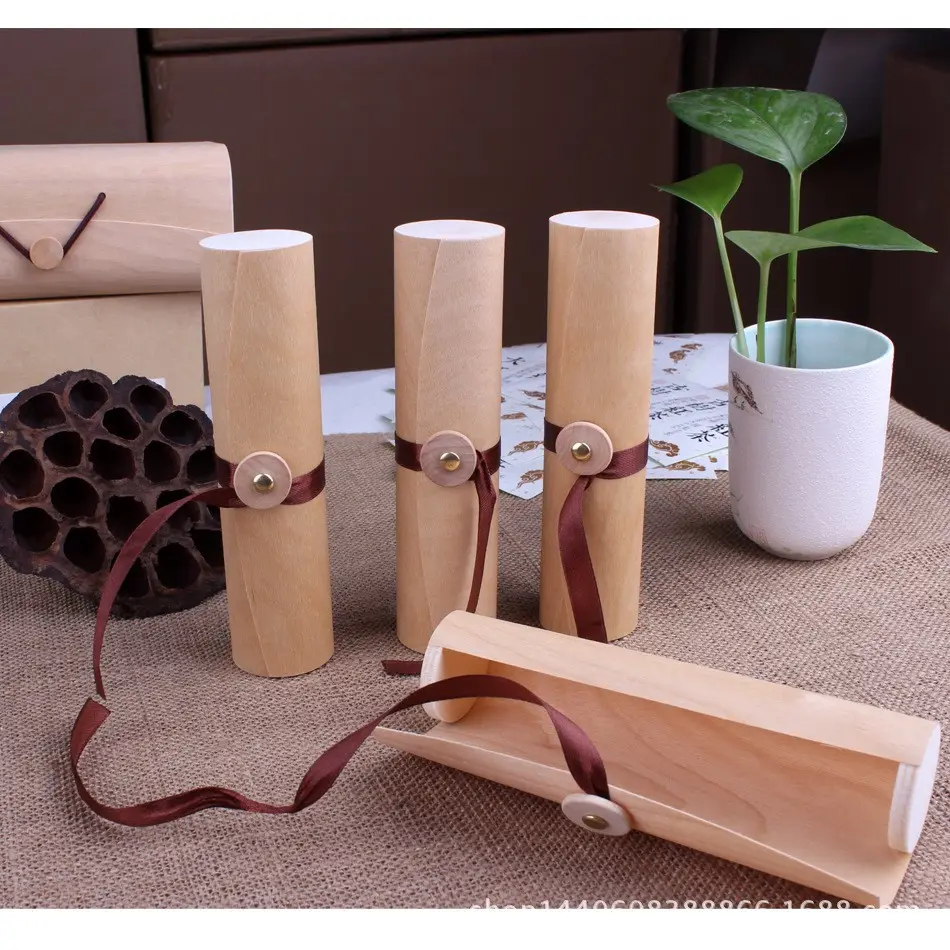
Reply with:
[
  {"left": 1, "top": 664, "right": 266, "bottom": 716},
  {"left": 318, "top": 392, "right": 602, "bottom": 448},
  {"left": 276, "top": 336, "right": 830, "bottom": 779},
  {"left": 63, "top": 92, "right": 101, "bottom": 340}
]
[
  {"left": 419, "top": 430, "right": 477, "bottom": 487},
  {"left": 561, "top": 793, "right": 632, "bottom": 837},
  {"left": 555, "top": 422, "right": 614, "bottom": 476},
  {"left": 232, "top": 451, "right": 293, "bottom": 509},
  {"left": 30, "top": 237, "right": 64, "bottom": 270}
]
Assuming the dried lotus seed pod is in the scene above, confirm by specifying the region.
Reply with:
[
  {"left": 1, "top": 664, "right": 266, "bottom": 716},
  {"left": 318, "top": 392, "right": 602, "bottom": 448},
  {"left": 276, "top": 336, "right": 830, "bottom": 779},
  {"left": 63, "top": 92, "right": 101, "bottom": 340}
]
[{"left": 0, "top": 369, "right": 224, "bottom": 618}]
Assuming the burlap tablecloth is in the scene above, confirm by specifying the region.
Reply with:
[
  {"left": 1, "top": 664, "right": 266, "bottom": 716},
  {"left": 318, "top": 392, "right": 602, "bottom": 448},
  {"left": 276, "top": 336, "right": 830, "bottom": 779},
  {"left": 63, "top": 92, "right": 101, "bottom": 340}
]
[{"left": 2, "top": 401, "right": 948, "bottom": 909}]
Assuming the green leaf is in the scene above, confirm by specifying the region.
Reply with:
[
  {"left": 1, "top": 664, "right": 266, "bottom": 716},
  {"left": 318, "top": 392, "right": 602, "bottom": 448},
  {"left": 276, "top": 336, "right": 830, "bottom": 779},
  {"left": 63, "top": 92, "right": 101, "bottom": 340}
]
[
  {"left": 655, "top": 164, "right": 743, "bottom": 219},
  {"left": 798, "top": 215, "right": 936, "bottom": 252},
  {"left": 667, "top": 87, "right": 846, "bottom": 175},
  {"left": 728, "top": 215, "right": 938, "bottom": 265},
  {"left": 725, "top": 230, "right": 831, "bottom": 265}
]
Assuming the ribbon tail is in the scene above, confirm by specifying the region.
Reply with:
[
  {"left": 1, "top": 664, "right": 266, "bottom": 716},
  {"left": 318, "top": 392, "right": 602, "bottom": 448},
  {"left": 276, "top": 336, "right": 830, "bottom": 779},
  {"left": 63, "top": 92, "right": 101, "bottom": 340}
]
[
  {"left": 294, "top": 672, "right": 611, "bottom": 808},
  {"left": 465, "top": 453, "right": 497, "bottom": 614},
  {"left": 92, "top": 486, "right": 239, "bottom": 699},
  {"left": 557, "top": 475, "right": 609, "bottom": 643},
  {"left": 69, "top": 671, "right": 611, "bottom": 828}
]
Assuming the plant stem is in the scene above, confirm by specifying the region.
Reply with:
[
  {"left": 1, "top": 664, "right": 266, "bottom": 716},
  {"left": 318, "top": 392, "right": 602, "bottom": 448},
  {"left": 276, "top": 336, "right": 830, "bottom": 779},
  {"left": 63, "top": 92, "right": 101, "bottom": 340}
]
[
  {"left": 757, "top": 258, "right": 771, "bottom": 363},
  {"left": 713, "top": 216, "right": 748, "bottom": 358},
  {"left": 785, "top": 168, "right": 802, "bottom": 367}
]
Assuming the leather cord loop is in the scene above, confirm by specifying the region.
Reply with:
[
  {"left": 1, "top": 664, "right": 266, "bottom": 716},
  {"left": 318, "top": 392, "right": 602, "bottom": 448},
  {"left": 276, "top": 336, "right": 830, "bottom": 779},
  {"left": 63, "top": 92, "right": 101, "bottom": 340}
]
[
  {"left": 544, "top": 420, "right": 649, "bottom": 643},
  {"left": 0, "top": 192, "right": 106, "bottom": 262}
]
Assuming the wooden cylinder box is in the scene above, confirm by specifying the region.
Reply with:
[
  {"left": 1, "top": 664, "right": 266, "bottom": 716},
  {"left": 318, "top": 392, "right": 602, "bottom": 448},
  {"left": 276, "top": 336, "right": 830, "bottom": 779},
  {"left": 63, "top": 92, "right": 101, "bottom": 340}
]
[
  {"left": 0, "top": 143, "right": 233, "bottom": 406},
  {"left": 540, "top": 210, "right": 659, "bottom": 641},
  {"left": 376, "top": 611, "right": 941, "bottom": 907},
  {"left": 199, "top": 230, "right": 333, "bottom": 677},
  {"left": 394, "top": 220, "right": 505, "bottom": 653}
]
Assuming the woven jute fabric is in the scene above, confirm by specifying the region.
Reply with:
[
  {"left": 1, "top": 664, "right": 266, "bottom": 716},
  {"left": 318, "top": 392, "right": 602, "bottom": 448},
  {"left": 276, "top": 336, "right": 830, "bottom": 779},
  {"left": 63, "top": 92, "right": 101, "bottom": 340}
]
[{"left": 2, "top": 400, "right": 948, "bottom": 909}]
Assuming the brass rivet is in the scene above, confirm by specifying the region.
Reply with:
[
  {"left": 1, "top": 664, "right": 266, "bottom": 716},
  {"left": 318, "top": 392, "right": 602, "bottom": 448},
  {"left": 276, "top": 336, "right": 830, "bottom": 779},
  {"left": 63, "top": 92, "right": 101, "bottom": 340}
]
[
  {"left": 252, "top": 472, "right": 275, "bottom": 493},
  {"left": 581, "top": 814, "right": 609, "bottom": 831},
  {"left": 439, "top": 451, "right": 461, "bottom": 472},
  {"left": 571, "top": 442, "right": 592, "bottom": 462}
]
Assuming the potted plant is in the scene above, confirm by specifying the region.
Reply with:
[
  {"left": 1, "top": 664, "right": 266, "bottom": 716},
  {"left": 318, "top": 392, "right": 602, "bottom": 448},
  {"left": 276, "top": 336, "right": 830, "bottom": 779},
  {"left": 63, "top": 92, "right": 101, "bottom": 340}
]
[{"left": 658, "top": 87, "right": 936, "bottom": 560}]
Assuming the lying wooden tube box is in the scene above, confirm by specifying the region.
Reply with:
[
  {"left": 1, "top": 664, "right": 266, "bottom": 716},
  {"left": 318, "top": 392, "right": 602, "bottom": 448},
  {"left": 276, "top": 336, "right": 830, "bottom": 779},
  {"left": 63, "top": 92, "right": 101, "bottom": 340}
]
[{"left": 375, "top": 611, "right": 940, "bottom": 907}]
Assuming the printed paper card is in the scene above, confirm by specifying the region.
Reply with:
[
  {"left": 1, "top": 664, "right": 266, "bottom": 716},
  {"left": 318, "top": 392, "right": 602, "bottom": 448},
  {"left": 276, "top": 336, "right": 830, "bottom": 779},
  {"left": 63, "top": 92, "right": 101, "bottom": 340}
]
[
  {"left": 646, "top": 457, "right": 717, "bottom": 479},
  {"left": 651, "top": 333, "right": 732, "bottom": 389},
  {"left": 647, "top": 378, "right": 730, "bottom": 465},
  {"left": 498, "top": 392, "right": 545, "bottom": 499}
]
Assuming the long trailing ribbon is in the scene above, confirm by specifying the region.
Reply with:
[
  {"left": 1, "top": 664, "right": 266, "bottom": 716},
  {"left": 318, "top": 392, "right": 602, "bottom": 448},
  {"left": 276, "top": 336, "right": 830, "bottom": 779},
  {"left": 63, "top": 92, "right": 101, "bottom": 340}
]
[
  {"left": 71, "top": 671, "right": 610, "bottom": 827},
  {"left": 70, "top": 449, "right": 613, "bottom": 827},
  {"left": 544, "top": 420, "right": 649, "bottom": 643},
  {"left": 394, "top": 435, "right": 500, "bottom": 613}
]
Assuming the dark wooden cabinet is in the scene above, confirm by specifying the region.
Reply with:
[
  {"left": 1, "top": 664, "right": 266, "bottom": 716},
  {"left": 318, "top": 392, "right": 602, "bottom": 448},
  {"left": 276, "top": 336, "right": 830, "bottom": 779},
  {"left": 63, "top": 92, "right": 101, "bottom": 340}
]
[
  {"left": 870, "top": 50, "right": 950, "bottom": 430},
  {"left": 146, "top": 30, "right": 683, "bottom": 372},
  {"left": 0, "top": 29, "right": 146, "bottom": 144}
]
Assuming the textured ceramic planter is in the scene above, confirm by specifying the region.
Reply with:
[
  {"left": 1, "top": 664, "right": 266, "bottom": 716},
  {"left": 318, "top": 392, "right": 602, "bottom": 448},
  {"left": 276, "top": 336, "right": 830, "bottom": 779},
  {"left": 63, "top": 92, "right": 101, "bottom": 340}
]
[{"left": 728, "top": 319, "right": 894, "bottom": 560}]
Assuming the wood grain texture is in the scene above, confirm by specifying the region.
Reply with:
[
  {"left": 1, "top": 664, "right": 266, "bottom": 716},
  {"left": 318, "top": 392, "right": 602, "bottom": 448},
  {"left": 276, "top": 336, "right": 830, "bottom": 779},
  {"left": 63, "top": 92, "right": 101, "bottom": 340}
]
[
  {"left": 200, "top": 230, "right": 332, "bottom": 677},
  {"left": 540, "top": 211, "right": 659, "bottom": 641},
  {"left": 0, "top": 293, "right": 205, "bottom": 407},
  {"left": 375, "top": 611, "right": 941, "bottom": 906},
  {"left": 0, "top": 142, "right": 233, "bottom": 299},
  {"left": 394, "top": 221, "right": 504, "bottom": 653}
]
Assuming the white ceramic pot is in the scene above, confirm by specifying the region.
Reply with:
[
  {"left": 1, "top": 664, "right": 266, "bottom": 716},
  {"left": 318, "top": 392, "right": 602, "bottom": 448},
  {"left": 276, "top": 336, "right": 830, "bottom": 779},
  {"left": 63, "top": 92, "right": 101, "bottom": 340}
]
[{"left": 728, "top": 318, "right": 894, "bottom": 560}]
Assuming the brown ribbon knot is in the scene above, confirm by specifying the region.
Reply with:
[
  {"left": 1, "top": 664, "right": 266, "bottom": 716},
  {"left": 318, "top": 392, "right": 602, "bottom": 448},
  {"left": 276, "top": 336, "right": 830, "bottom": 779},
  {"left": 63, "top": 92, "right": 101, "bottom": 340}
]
[
  {"left": 394, "top": 435, "right": 500, "bottom": 613},
  {"left": 544, "top": 420, "right": 649, "bottom": 643}
]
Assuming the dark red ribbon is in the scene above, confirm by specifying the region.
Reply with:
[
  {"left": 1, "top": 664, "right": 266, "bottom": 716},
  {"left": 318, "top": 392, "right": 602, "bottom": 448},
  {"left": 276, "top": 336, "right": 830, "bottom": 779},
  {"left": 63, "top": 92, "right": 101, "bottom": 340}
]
[
  {"left": 544, "top": 420, "right": 649, "bottom": 643},
  {"left": 70, "top": 449, "right": 614, "bottom": 826},
  {"left": 71, "top": 671, "right": 610, "bottom": 827},
  {"left": 394, "top": 435, "right": 500, "bottom": 614}
]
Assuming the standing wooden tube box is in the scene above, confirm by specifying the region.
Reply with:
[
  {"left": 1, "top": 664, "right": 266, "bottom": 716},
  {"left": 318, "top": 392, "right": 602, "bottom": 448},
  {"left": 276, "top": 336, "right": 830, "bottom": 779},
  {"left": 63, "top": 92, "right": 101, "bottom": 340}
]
[
  {"left": 394, "top": 220, "right": 505, "bottom": 653},
  {"left": 200, "top": 230, "right": 333, "bottom": 676},
  {"left": 540, "top": 211, "right": 659, "bottom": 641}
]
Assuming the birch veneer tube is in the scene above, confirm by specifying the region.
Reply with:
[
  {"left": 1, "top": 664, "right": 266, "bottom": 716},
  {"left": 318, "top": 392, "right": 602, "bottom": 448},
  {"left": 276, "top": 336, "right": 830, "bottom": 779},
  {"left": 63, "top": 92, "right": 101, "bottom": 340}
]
[
  {"left": 540, "top": 211, "right": 659, "bottom": 641},
  {"left": 199, "top": 230, "right": 333, "bottom": 676},
  {"left": 376, "top": 610, "right": 940, "bottom": 907},
  {"left": 394, "top": 220, "right": 505, "bottom": 653}
]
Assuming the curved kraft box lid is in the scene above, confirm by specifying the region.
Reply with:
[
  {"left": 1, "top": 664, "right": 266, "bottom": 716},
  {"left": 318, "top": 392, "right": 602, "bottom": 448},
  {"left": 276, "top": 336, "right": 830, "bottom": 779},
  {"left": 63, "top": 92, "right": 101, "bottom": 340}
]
[{"left": 0, "top": 142, "right": 233, "bottom": 300}]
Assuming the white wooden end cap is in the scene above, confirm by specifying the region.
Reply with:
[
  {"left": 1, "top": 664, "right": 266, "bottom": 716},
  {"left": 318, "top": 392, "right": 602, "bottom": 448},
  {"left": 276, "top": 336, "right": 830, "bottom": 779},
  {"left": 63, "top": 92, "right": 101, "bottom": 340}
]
[
  {"left": 395, "top": 220, "right": 505, "bottom": 242},
  {"left": 555, "top": 422, "right": 614, "bottom": 476},
  {"left": 232, "top": 451, "right": 293, "bottom": 509},
  {"left": 561, "top": 793, "right": 632, "bottom": 837},
  {"left": 200, "top": 230, "right": 312, "bottom": 252},
  {"left": 550, "top": 210, "right": 659, "bottom": 231},
  {"left": 420, "top": 640, "right": 489, "bottom": 724},
  {"left": 419, "top": 430, "right": 477, "bottom": 487},
  {"left": 888, "top": 723, "right": 941, "bottom": 853}
]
